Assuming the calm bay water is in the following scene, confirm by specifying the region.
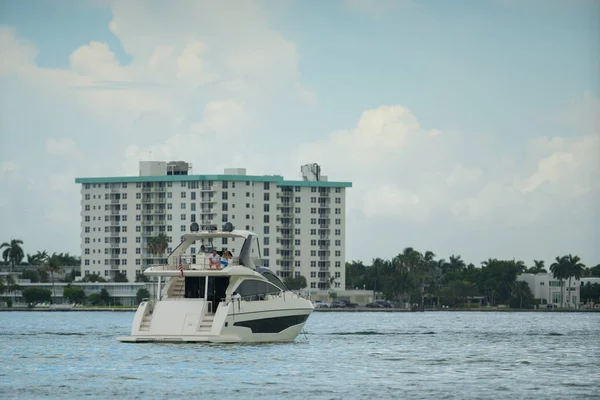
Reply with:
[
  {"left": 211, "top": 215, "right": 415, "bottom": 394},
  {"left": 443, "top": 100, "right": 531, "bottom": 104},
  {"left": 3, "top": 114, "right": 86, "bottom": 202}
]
[{"left": 1, "top": 311, "right": 599, "bottom": 399}]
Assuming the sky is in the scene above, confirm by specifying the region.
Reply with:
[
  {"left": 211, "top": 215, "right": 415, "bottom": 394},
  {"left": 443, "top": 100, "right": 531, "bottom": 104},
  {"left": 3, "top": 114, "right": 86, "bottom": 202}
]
[{"left": 0, "top": 0, "right": 599, "bottom": 268}]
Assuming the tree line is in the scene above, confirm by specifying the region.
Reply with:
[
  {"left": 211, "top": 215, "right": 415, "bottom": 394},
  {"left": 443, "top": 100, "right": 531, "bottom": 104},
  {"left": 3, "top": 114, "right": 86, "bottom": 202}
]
[
  {"left": 345, "top": 248, "right": 600, "bottom": 309},
  {"left": 18, "top": 285, "right": 151, "bottom": 308}
]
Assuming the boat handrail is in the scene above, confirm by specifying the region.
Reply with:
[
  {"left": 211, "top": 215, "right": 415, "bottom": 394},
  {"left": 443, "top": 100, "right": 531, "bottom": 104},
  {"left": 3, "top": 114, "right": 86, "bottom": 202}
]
[
  {"left": 153, "top": 254, "right": 239, "bottom": 271},
  {"left": 223, "top": 292, "right": 284, "bottom": 304}
]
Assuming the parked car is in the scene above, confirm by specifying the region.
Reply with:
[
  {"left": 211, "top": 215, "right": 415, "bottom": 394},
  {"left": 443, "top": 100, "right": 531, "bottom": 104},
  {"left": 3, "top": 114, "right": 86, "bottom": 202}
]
[
  {"left": 366, "top": 300, "right": 393, "bottom": 308},
  {"left": 375, "top": 300, "right": 393, "bottom": 308},
  {"left": 312, "top": 300, "right": 330, "bottom": 308},
  {"left": 339, "top": 299, "right": 358, "bottom": 308}
]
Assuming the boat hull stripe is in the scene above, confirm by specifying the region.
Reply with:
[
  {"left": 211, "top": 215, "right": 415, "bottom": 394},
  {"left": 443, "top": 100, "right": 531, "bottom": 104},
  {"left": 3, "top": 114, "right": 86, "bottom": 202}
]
[{"left": 233, "top": 314, "right": 309, "bottom": 333}]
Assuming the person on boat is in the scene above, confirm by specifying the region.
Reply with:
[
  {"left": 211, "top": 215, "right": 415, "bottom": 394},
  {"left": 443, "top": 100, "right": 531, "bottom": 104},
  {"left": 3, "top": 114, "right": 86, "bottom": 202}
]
[
  {"left": 209, "top": 250, "right": 220, "bottom": 269},
  {"left": 200, "top": 245, "right": 208, "bottom": 253},
  {"left": 220, "top": 251, "right": 232, "bottom": 268}
]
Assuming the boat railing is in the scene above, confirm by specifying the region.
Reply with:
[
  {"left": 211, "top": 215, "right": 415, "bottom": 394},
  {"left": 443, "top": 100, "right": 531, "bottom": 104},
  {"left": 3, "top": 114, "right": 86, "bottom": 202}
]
[
  {"left": 155, "top": 254, "right": 239, "bottom": 271},
  {"left": 223, "top": 291, "right": 287, "bottom": 304}
]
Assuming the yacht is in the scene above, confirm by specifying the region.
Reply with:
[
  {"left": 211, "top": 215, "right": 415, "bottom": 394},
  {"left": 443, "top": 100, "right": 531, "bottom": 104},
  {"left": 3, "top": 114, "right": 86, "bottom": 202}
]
[{"left": 117, "top": 222, "right": 314, "bottom": 343}]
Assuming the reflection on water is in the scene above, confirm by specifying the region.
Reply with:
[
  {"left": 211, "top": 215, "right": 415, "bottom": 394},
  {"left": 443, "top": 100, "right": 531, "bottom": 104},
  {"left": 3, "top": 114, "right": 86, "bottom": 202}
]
[{"left": 1, "top": 311, "right": 599, "bottom": 400}]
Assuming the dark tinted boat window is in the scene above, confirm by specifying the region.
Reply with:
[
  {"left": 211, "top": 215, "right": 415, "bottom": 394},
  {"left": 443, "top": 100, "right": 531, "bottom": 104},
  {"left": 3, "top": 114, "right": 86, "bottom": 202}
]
[
  {"left": 236, "top": 279, "right": 281, "bottom": 300},
  {"left": 255, "top": 267, "right": 288, "bottom": 291}
]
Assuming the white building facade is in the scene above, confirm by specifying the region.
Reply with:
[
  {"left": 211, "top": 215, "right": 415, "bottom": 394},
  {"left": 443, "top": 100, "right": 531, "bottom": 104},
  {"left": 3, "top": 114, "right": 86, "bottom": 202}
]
[
  {"left": 517, "top": 273, "right": 581, "bottom": 308},
  {"left": 74, "top": 162, "right": 351, "bottom": 291}
]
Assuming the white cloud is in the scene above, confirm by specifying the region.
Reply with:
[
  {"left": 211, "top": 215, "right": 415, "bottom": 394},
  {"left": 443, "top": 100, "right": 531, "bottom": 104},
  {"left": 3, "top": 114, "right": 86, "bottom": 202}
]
[
  {"left": 294, "top": 103, "right": 600, "bottom": 224},
  {"left": 445, "top": 165, "right": 483, "bottom": 186},
  {"left": 191, "top": 100, "right": 249, "bottom": 135},
  {"left": 0, "top": 26, "right": 37, "bottom": 75},
  {"left": 0, "top": 161, "right": 21, "bottom": 181},
  {"left": 45, "top": 138, "right": 83, "bottom": 160},
  {"left": 520, "top": 134, "right": 599, "bottom": 195}
]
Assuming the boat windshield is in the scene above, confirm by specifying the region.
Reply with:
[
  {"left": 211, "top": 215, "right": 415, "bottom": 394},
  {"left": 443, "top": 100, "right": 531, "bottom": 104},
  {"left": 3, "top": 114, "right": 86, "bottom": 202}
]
[{"left": 255, "top": 266, "right": 288, "bottom": 291}]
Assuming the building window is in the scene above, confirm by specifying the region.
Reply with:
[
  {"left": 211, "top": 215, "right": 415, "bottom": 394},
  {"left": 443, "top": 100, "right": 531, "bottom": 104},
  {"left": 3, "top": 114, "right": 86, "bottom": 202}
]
[
  {"left": 264, "top": 215, "right": 269, "bottom": 223},
  {"left": 264, "top": 193, "right": 270, "bottom": 201},
  {"left": 264, "top": 182, "right": 270, "bottom": 190}
]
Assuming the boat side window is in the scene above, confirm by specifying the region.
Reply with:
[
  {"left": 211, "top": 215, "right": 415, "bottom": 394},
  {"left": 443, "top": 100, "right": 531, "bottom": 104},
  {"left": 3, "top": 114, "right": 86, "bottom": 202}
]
[
  {"left": 262, "top": 271, "right": 288, "bottom": 291},
  {"left": 236, "top": 279, "right": 281, "bottom": 300}
]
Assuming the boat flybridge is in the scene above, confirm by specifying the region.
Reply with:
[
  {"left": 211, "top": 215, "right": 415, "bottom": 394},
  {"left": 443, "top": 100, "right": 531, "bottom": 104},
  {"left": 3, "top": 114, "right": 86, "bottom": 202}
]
[{"left": 117, "top": 222, "right": 314, "bottom": 343}]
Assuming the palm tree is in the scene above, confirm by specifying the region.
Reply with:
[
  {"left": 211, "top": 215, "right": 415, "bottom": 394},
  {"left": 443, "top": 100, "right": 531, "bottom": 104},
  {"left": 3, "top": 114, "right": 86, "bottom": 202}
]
[
  {"left": 44, "top": 253, "right": 62, "bottom": 303},
  {"left": 550, "top": 256, "right": 567, "bottom": 307},
  {"left": 1, "top": 239, "right": 25, "bottom": 273},
  {"left": 417, "top": 250, "right": 436, "bottom": 311},
  {"left": 34, "top": 250, "right": 49, "bottom": 265},
  {"left": 563, "top": 254, "right": 585, "bottom": 309},
  {"left": 146, "top": 233, "right": 170, "bottom": 268},
  {"left": 529, "top": 260, "right": 547, "bottom": 274},
  {"left": 447, "top": 255, "right": 466, "bottom": 273}
]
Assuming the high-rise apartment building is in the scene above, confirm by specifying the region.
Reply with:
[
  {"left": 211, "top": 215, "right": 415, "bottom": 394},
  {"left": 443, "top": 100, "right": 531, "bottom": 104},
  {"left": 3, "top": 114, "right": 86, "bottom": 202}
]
[{"left": 74, "top": 162, "right": 352, "bottom": 291}]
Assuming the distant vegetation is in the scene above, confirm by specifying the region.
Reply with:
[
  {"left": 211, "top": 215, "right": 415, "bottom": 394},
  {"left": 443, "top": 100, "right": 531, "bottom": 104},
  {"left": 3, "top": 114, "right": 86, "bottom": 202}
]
[
  {"left": 345, "top": 249, "right": 600, "bottom": 309},
  {"left": 0, "top": 238, "right": 150, "bottom": 307},
  {"left": 2, "top": 238, "right": 599, "bottom": 310}
]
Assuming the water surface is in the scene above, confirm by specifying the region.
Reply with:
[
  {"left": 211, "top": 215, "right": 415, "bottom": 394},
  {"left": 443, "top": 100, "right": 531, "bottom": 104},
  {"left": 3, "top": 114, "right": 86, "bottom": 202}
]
[{"left": 1, "top": 311, "right": 599, "bottom": 399}]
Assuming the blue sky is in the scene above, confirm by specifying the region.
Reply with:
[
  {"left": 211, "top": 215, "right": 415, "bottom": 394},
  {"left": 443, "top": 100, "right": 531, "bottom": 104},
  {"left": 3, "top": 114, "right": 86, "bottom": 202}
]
[{"left": 0, "top": 0, "right": 598, "bottom": 267}]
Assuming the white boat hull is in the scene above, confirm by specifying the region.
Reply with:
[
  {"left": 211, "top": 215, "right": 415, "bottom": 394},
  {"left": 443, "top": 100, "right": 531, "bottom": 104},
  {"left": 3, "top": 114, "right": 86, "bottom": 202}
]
[{"left": 117, "top": 294, "right": 313, "bottom": 343}]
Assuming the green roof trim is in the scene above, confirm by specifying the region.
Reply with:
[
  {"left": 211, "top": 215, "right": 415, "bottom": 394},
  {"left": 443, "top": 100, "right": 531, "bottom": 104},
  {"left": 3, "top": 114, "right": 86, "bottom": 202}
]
[
  {"left": 74, "top": 174, "right": 285, "bottom": 184},
  {"left": 276, "top": 180, "right": 352, "bottom": 188},
  {"left": 74, "top": 174, "right": 352, "bottom": 187}
]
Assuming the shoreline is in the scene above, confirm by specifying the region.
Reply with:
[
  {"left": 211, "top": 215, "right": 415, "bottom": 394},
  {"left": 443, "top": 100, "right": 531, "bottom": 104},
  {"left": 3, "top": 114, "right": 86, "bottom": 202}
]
[{"left": 0, "top": 307, "right": 597, "bottom": 313}]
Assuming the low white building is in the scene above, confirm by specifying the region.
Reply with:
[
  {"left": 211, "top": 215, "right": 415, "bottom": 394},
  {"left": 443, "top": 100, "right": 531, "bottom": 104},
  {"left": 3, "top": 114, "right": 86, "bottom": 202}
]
[
  {"left": 517, "top": 273, "right": 581, "bottom": 308},
  {"left": 9, "top": 282, "right": 154, "bottom": 306}
]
